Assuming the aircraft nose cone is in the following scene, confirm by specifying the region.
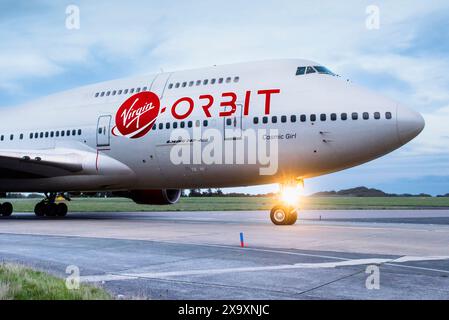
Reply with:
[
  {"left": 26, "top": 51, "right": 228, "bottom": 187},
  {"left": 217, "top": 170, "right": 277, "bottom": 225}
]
[{"left": 396, "top": 105, "right": 425, "bottom": 144}]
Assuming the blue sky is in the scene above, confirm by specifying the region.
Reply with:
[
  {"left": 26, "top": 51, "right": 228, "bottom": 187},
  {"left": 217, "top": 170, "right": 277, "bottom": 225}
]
[{"left": 0, "top": 0, "right": 448, "bottom": 195}]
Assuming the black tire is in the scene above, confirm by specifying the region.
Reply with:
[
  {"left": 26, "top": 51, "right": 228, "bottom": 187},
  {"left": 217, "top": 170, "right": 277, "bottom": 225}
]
[
  {"left": 34, "top": 202, "right": 46, "bottom": 217},
  {"left": 286, "top": 210, "right": 298, "bottom": 225},
  {"left": 270, "top": 205, "right": 297, "bottom": 225},
  {"left": 56, "top": 203, "right": 68, "bottom": 217},
  {"left": 1, "top": 202, "right": 13, "bottom": 217}
]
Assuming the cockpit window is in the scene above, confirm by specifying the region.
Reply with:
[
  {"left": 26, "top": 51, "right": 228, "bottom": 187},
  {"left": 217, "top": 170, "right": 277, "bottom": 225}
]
[
  {"left": 306, "top": 66, "right": 316, "bottom": 74},
  {"left": 296, "top": 67, "right": 306, "bottom": 75},
  {"left": 313, "top": 66, "right": 335, "bottom": 75},
  {"left": 296, "top": 65, "right": 335, "bottom": 76}
]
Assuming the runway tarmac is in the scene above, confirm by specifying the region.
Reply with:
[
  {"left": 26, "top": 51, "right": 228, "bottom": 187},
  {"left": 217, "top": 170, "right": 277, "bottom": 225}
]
[{"left": 1, "top": 210, "right": 449, "bottom": 299}]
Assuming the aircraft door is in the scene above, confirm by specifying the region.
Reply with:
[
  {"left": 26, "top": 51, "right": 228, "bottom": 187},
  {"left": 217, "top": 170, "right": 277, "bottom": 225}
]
[
  {"left": 97, "top": 115, "right": 112, "bottom": 147},
  {"left": 223, "top": 103, "right": 243, "bottom": 140}
]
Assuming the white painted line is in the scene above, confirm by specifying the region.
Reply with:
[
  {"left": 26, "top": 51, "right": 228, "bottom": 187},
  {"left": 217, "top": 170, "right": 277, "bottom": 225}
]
[{"left": 81, "top": 256, "right": 449, "bottom": 283}]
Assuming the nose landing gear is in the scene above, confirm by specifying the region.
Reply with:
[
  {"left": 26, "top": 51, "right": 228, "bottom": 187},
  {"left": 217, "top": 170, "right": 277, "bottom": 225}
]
[
  {"left": 270, "top": 179, "right": 303, "bottom": 225},
  {"left": 270, "top": 205, "right": 297, "bottom": 225},
  {"left": 34, "top": 193, "right": 69, "bottom": 218}
]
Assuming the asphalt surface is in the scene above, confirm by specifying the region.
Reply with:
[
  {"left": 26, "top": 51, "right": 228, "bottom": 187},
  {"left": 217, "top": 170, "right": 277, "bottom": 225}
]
[{"left": 0, "top": 210, "right": 449, "bottom": 300}]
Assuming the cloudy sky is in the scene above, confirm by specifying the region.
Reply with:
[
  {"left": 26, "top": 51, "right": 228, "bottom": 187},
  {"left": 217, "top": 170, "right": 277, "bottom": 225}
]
[{"left": 1, "top": 0, "right": 448, "bottom": 195}]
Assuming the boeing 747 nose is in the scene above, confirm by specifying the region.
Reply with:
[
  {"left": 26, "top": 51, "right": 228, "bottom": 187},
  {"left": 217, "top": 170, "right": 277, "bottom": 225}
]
[{"left": 396, "top": 104, "right": 425, "bottom": 145}]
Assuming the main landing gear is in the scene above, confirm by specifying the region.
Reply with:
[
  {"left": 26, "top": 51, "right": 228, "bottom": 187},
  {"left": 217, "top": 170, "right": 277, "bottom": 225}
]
[
  {"left": 269, "top": 179, "right": 303, "bottom": 225},
  {"left": 0, "top": 202, "right": 13, "bottom": 217},
  {"left": 34, "top": 193, "right": 68, "bottom": 217}
]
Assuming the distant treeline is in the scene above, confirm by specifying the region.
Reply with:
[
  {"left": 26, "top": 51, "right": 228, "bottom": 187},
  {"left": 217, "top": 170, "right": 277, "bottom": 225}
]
[{"left": 1, "top": 186, "right": 448, "bottom": 198}]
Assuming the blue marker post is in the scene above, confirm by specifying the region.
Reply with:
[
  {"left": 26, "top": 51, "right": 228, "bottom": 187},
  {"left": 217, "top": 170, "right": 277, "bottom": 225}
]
[{"left": 240, "top": 232, "right": 245, "bottom": 248}]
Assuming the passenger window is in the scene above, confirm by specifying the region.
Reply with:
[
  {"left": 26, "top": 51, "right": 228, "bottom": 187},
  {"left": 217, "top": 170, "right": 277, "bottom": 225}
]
[
  {"left": 182, "top": 82, "right": 187, "bottom": 88},
  {"left": 10, "top": 134, "right": 13, "bottom": 140},
  {"left": 253, "top": 117, "right": 259, "bottom": 124},
  {"left": 300, "top": 114, "right": 306, "bottom": 122},
  {"left": 296, "top": 67, "right": 306, "bottom": 75},
  {"left": 226, "top": 77, "right": 231, "bottom": 83},
  {"left": 196, "top": 80, "right": 201, "bottom": 86},
  {"left": 363, "top": 112, "right": 369, "bottom": 120},
  {"left": 40, "top": 132, "right": 43, "bottom": 138},
  {"left": 100, "top": 92, "right": 105, "bottom": 97},
  {"left": 45, "top": 132, "right": 49, "bottom": 138},
  {"left": 211, "top": 79, "right": 216, "bottom": 85},
  {"left": 352, "top": 112, "right": 358, "bottom": 120},
  {"left": 152, "top": 124, "right": 156, "bottom": 130},
  {"left": 0, "top": 135, "right": 4, "bottom": 141},
  {"left": 218, "top": 78, "right": 223, "bottom": 84},
  {"left": 124, "top": 89, "right": 129, "bottom": 94},
  {"left": 187, "top": 121, "right": 193, "bottom": 128},
  {"left": 67, "top": 130, "right": 71, "bottom": 136},
  {"left": 203, "top": 120, "right": 208, "bottom": 127},
  {"left": 173, "top": 122, "right": 178, "bottom": 129},
  {"left": 168, "top": 84, "right": 173, "bottom": 89},
  {"left": 180, "top": 121, "right": 185, "bottom": 128},
  {"left": 281, "top": 115, "right": 287, "bottom": 123},
  {"left": 29, "top": 133, "right": 33, "bottom": 139},
  {"left": 20, "top": 133, "right": 23, "bottom": 139},
  {"left": 72, "top": 129, "right": 76, "bottom": 136},
  {"left": 166, "top": 123, "right": 170, "bottom": 129},
  {"left": 262, "top": 116, "right": 268, "bottom": 124},
  {"left": 78, "top": 129, "right": 82, "bottom": 135},
  {"left": 56, "top": 131, "right": 60, "bottom": 137},
  {"left": 118, "top": 90, "right": 123, "bottom": 95},
  {"left": 330, "top": 113, "right": 337, "bottom": 121},
  {"left": 203, "top": 79, "right": 208, "bottom": 85},
  {"left": 310, "top": 114, "right": 316, "bottom": 122},
  {"left": 95, "top": 93, "right": 99, "bottom": 97},
  {"left": 175, "top": 83, "right": 180, "bottom": 88},
  {"left": 106, "top": 91, "right": 110, "bottom": 96},
  {"left": 112, "top": 90, "right": 116, "bottom": 96},
  {"left": 291, "top": 115, "right": 297, "bottom": 122},
  {"left": 306, "top": 66, "right": 316, "bottom": 74},
  {"left": 189, "top": 81, "right": 194, "bottom": 87},
  {"left": 341, "top": 113, "right": 347, "bottom": 120},
  {"left": 234, "top": 76, "right": 240, "bottom": 83},
  {"left": 159, "top": 123, "right": 163, "bottom": 130},
  {"left": 143, "top": 86, "right": 147, "bottom": 91},
  {"left": 272, "top": 116, "right": 277, "bottom": 123},
  {"left": 386, "top": 112, "right": 392, "bottom": 119},
  {"left": 50, "top": 132, "right": 54, "bottom": 138},
  {"left": 320, "top": 114, "right": 326, "bottom": 121},
  {"left": 61, "top": 131, "right": 65, "bottom": 137},
  {"left": 374, "top": 112, "right": 380, "bottom": 119},
  {"left": 34, "top": 133, "right": 38, "bottom": 138},
  {"left": 130, "top": 88, "right": 134, "bottom": 93},
  {"left": 136, "top": 88, "right": 141, "bottom": 93}
]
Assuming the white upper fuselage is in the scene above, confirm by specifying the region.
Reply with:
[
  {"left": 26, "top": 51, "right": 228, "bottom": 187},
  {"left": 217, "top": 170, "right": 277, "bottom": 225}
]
[{"left": 0, "top": 59, "right": 424, "bottom": 192}]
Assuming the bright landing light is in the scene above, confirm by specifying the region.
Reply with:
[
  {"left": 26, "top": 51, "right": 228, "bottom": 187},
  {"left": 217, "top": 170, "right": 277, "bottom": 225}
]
[{"left": 280, "top": 184, "right": 304, "bottom": 207}]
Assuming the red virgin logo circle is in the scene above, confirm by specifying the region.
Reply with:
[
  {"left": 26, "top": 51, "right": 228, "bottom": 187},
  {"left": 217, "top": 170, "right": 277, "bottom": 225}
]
[{"left": 112, "top": 91, "right": 160, "bottom": 139}]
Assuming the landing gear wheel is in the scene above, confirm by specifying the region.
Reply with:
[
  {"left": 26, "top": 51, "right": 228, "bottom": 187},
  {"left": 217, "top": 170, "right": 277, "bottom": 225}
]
[
  {"left": 34, "top": 202, "right": 46, "bottom": 217},
  {"left": 56, "top": 203, "right": 68, "bottom": 217},
  {"left": 0, "top": 202, "right": 13, "bottom": 217},
  {"left": 270, "top": 205, "right": 297, "bottom": 225}
]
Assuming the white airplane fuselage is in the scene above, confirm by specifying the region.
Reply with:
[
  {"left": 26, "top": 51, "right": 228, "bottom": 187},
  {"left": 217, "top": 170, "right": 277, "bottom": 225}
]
[{"left": 0, "top": 59, "right": 424, "bottom": 193}]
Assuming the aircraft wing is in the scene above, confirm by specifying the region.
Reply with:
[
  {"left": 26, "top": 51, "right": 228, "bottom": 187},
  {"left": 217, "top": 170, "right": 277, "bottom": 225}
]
[{"left": 0, "top": 147, "right": 132, "bottom": 179}]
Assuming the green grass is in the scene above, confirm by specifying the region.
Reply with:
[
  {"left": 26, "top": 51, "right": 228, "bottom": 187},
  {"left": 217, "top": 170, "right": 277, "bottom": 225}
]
[
  {"left": 0, "top": 263, "right": 111, "bottom": 300},
  {"left": 1, "top": 196, "right": 449, "bottom": 212}
]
